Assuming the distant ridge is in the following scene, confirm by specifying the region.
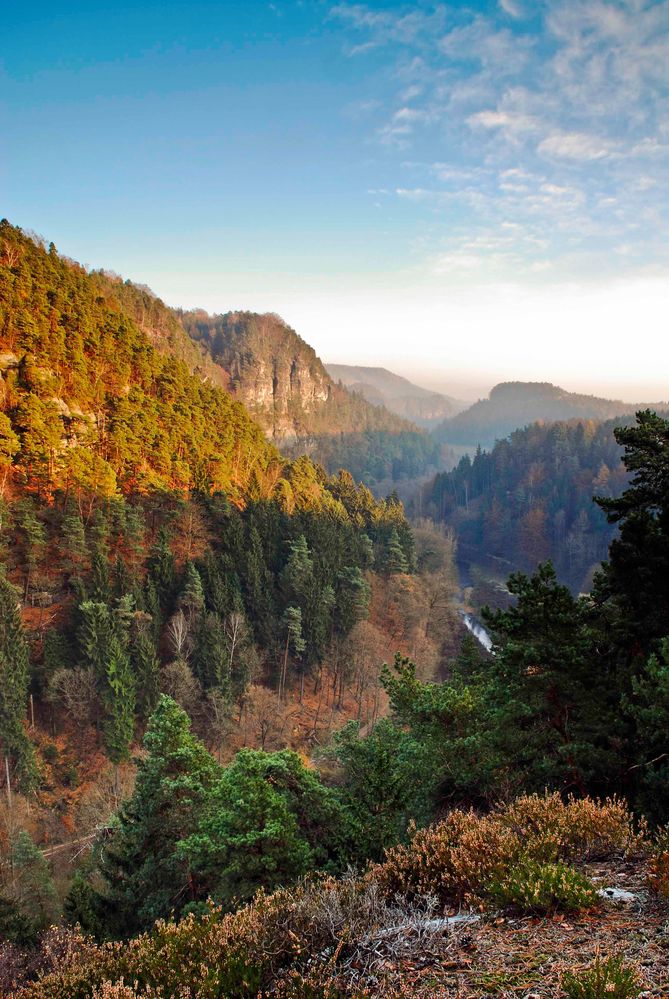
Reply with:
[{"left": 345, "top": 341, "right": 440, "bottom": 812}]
[
  {"left": 433, "top": 380, "right": 668, "bottom": 447},
  {"left": 326, "top": 363, "right": 463, "bottom": 428}
]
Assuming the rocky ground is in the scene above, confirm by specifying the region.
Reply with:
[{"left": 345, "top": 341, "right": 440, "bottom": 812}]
[{"left": 321, "top": 860, "right": 669, "bottom": 997}]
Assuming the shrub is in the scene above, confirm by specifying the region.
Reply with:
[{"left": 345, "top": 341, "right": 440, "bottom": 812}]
[
  {"left": 648, "top": 824, "right": 669, "bottom": 897},
  {"left": 375, "top": 808, "right": 519, "bottom": 905},
  {"left": 376, "top": 794, "right": 643, "bottom": 907},
  {"left": 497, "top": 793, "right": 643, "bottom": 861},
  {"left": 562, "top": 955, "right": 641, "bottom": 998},
  {"left": 485, "top": 859, "right": 598, "bottom": 914}
]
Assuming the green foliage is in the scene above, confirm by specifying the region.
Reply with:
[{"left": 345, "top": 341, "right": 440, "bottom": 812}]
[
  {"left": 9, "top": 830, "right": 58, "bottom": 933},
  {"left": 78, "top": 600, "right": 135, "bottom": 763},
  {"left": 485, "top": 859, "right": 598, "bottom": 914},
  {"left": 593, "top": 410, "right": 669, "bottom": 657},
  {"left": 180, "top": 749, "right": 349, "bottom": 909},
  {"left": 333, "top": 718, "right": 435, "bottom": 862},
  {"left": 562, "top": 956, "right": 641, "bottom": 999},
  {"left": 97, "top": 696, "right": 220, "bottom": 936},
  {"left": 482, "top": 562, "right": 617, "bottom": 795},
  {"left": 0, "top": 569, "right": 36, "bottom": 786},
  {"left": 424, "top": 417, "right": 627, "bottom": 590}
]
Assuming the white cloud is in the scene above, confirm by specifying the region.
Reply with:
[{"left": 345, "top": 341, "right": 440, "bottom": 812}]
[
  {"left": 538, "top": 131, "right": 617, "bottom": 160},
  {"left": 499, "top": 0, "right": 524, "bottom": 17},
  {"left": 335, "top": 0, "right": 669, "bottom": 280},
  {"left": 468, "top": 109, "right": 537, "bottom": 133}
]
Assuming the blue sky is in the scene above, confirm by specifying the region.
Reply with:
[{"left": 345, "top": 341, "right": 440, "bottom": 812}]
[{"left": 3, "top": 1, "right": 669, "bottom": 398}]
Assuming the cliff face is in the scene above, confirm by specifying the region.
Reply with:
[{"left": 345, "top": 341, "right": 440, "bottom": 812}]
[{"left": 180, "top": 310, "right": 414, "bottom": 442}]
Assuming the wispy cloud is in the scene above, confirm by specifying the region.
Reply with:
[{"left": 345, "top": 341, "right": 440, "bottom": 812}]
[{"left": 331, "top": 0, "right": 669, "bottom": 282}]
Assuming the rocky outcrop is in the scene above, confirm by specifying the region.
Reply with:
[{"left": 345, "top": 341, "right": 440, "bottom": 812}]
[{"left": 180, "top": 310, "right": 415, "bottom": 442}]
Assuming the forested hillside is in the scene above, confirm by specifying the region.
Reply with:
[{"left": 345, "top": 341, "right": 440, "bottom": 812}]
[
  {"left": 181, "top": 310, "right": 442, "bottom": 488},
  {"left": 434, "top": 381, "right": 662, "bottom": 449},
  {"left": 420, "top": 417, "right": 631, "bottom": 592},
  {"left": 4, "top": 409, "right": 669, "bottom": 998},
  {"left": 0, "top": 221, "right": 466, "bottom": 967}
]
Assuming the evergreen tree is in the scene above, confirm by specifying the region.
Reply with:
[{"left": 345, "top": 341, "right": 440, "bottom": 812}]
[
  {"left": 88, "top": 541, "right": 111, "bottom": 604},
  {"left": 452, "top": 632, "right": 483, "bottom": 680},
  {"left": 97, "top": 696, "right": 220, "bottom": 936},
  {"left": 482, "top": 562, "right": 618, "bottom": 795},
  {"left": 242, "top": 525, "right": 276, "bottom": 648},
  {"left": 10, "top": 830, "right": 57, "bottom": 932},
  {"left": 102, "top": 640, "right": 135, "bottom": 764},
  {"left": 385, "top": 528, "right": 409, "bottom": 575},
  {"left": 0, "top": 571, "right": 36, "bottom": 786},
  {"left": 593, "top": 410, "right": 669, "bottom": 660},
  {"left": 59, "top": 509, "right": 88, "bottom": 579},
  {"left": 179, "top": 749, "right": 348, "bottom": 909},
  {"left": 130, "top": 614, "right": 160, "bottom": 723},
  {"left": 178, "top": 560, "right": 205, "bottom": 617},
  {"left": 335, "top": 565, "right": 371, "bottom": 636},
  {"left": 148, "top": 527, "right": 176, "bottom": 610},
  {"left": 623, "top": 637, "right": 669, "bottom": 819},
  {"left": 78, "top": 600, "right": 135, "bottom": 762},
  {"left": 192, "top": 611, "right": 229, "bottom": 691}
]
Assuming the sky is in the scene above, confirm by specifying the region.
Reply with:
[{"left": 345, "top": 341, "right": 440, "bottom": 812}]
[{"left": 2, "top": 0, "right": 669, "bottom": 401}]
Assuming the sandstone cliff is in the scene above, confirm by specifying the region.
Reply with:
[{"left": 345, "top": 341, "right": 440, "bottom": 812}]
[{"left": 180, "top": 310, "right": 415, "bottom": 442}]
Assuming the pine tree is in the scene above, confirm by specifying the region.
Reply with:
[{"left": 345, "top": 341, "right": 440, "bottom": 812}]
[
  {"left": 178, "top": 560, "right": 205, "bottom": 618},
  {"left": 130, "top": 615, "right": 160, "bottom": 723},
  {"left": 59, "top": 510, "right": 88, "bottom": 579},
  {"left": 335, "top": 566, "right": 371, "bottom": 636},
  {"left": 102, "top": 639, "right": 135, "bottom": 764},
  {"left": 78, "top": 600, "right": 135, "bottom": 762},
  {"left": 148, "top": 527, "right": 176, "bottom": 610},
  {"left": 10, "top": 830, "right": 57, "bottom": 932},
  {"left": 385, "top": 528, "right": 409, "bottom": 575},
  {"left": 192, "top": 612, "right": 229, "bottom": 691},
  {"left": 97, "top": 696, "right": 219, "bottom": 936},
  {"left": 593, "top": 410, "right": 669, "bottom": 660},
  {"left": 0, "top": 571, "right": 36, "bottom": 787},
  {"left": 88, "top": 541, "right": 111, "bottom": 604},
  {"left": 482, "top": 562, "right": 617, "bottom": 795}
]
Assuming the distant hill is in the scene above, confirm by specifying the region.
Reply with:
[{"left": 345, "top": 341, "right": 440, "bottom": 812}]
[
  {"left": 326, "top": 363, "right": 462, "bottom": 428},
  {"left": 433, "top": 381, "right": 666, "bottom": 447}
]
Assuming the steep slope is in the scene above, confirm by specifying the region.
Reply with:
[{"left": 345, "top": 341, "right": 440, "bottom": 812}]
[
  {"left": 0, "top": 221, "right": 407, "bottom": 512},
  {"left": 421, "top": 417, "right": 630, "bottom": 592},
  {"left": 434, "top": 381, "right": 666, "bottom": 448},
  {"left": 326, "top": 363, "right": 462, "bottom": 427},
  {"left": 179, "top": 310, "right": 443, "bottom": 489},
  {"left": 180, "top": 311, "right": 418, "bottom": 441}
]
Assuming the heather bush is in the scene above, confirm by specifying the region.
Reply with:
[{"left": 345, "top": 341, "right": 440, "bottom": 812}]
[
  {"left": 648, "top": 824, "right": 669, "bottom": 897},
  {"left": 485, "top": 859, "right": 598, "bottom": 914},
  {"left": 498, "top": 793, "right": 643, "bottom": 861},
  {"left": 562, "top": 955, "right": 641, "bottom": 998},
  {"left": 376, "top": 794, "right": 640, "bottom": 906}
]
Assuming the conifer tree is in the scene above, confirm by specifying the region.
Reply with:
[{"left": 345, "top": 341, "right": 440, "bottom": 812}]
[
  {"left": 178, "top": 560, "right": 205, "bottom": 617},
  {"left": 78, "top": 600, "right": 135, "bottom": 762},
  {"left": 0, "top": 571, "right": 36, "bottom": 787},
  {"left": 192, "top": 611, "right": 229, "bottom": 691},
  {"left": 148, "top": 527, "right": 176, "bottom": 610},
  {"left": 59, "top": 509, "right": 88, "bottom": 579},
  {"left": 482, "top": 562, "right": 617, "bottom": 794},
  {"left": 130, "top": 615, "right": 160, "bottom": 723},
  {"left": 385, "top": 528, "right": 409, "bottom": 575},
  {"left": 97, "top": 696, "right": 219, "bottom": 936},
  {"left": 10, "top": 830, "right": 57, "bottom": 932}
]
